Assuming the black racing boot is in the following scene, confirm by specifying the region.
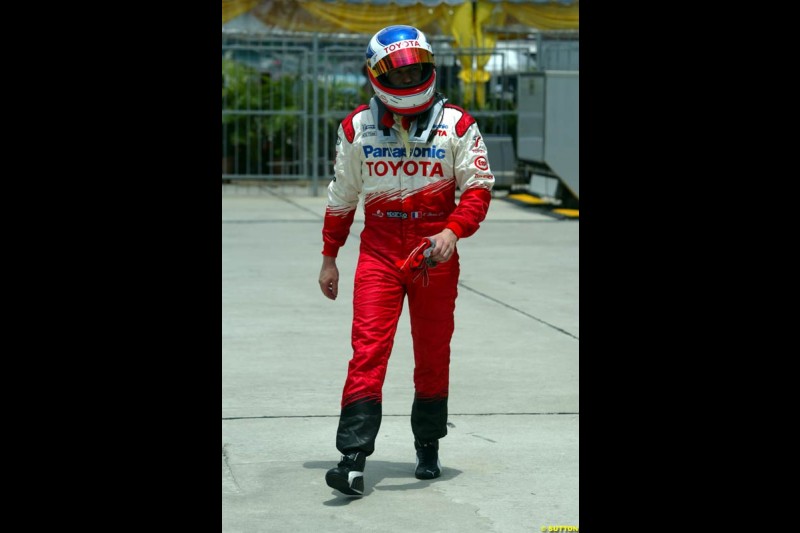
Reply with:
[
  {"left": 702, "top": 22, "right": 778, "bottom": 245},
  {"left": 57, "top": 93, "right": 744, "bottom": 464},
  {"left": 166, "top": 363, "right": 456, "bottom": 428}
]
[
  {"left": 325, "top": 451, "right": 366, "bottom": 496},
  {"left": 414, "top": 440, "right": 441, "bottom": 480}
]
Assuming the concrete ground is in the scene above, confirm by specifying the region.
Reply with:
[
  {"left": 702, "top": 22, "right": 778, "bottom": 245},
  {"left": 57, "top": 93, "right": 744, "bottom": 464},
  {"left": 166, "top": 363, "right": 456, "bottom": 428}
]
[{"left": 222, "top": 183, "right": 579, "bottom": 533}]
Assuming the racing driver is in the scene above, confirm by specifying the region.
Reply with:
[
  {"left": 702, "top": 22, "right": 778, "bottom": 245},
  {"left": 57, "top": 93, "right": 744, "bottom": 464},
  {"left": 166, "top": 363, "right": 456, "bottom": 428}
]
[{"left": 318, "top": 24, "right": 495, "bottom": 497}]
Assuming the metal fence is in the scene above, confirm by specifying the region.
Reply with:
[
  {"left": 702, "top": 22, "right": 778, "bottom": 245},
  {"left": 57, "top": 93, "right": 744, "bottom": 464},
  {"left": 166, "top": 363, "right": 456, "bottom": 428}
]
[{"left": 222, "top": 31, "right": 576, "bottom": 194}]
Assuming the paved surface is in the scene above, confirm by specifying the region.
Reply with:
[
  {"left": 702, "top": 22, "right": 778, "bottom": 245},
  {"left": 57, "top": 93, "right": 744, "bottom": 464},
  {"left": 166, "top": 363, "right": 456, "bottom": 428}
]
[{"left": 222, "top": 183, "right": 579, "bottom": 533}]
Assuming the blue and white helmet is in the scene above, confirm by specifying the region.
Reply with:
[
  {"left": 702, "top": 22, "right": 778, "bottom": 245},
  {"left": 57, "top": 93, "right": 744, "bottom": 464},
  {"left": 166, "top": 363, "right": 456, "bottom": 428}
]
[{"left": 365, "top": 25, "right": 437, "bottom": 116}]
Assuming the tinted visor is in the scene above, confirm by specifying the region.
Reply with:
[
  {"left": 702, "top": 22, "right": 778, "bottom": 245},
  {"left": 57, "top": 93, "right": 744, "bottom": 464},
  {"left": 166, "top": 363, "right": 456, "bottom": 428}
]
[{"left": 369, "top": 48, "right": 434, "bottom": 77}]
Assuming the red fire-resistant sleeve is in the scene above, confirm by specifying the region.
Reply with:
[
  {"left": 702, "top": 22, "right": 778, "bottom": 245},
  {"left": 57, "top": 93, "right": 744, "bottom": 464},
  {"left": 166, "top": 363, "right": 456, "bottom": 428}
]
[
  {"left": 445, "top": 187, "right": 492, "bottom": 239},
  {"left": 322, "top": 207, "right": 356, "bottom": 257}
]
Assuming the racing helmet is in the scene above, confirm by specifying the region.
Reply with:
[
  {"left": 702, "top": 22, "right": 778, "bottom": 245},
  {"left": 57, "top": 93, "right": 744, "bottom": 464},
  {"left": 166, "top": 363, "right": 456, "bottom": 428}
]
[{"left": 365, "top": 25, "right": 437, "bottom": 116}]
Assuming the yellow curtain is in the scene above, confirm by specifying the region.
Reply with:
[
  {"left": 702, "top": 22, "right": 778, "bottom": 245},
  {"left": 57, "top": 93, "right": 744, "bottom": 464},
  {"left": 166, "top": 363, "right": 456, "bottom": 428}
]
[
  {"left": 222, "top": 0, "right": 262, "bottom": 23},
  {"left": 450, "top": 1, "right": 501, "bottom": 109},
  {"left": 502, "top": 1, "right": 579, "bottom": 30},
  {"left": 250, "top": 0, "right": 323, "bottom": 32},
  {"left": 472, "top": 1, "right": 500, "bottom": 109},
  {"left": 226, "top": 1, "right": 579, "bottom": 32},
  {"left": 449, "top": 1, "right": 579, "bottom": 108},
  {"left": 451, "top": 1, "right": 474, "bottom": 104},
  {"left": 224, "top": 1, "right": 578, "bottom": 108},
  {"left": 297, "top": 1, "right": 451, "bottom": 35}
]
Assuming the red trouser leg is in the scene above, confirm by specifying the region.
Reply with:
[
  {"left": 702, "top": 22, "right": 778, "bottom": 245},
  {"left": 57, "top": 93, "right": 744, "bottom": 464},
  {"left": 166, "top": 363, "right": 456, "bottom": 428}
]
[
  {"left": 341, "top": 252, "right": 405, "bottom": 407},
  {"left": 407, "top": 254, "right": 459, "bottom": 443},
  {"left": 336, "top": 253, "right": 404, "bottom": 455},
  {"left": 336, "top": 250, "right": 460, "bottom": 453}
]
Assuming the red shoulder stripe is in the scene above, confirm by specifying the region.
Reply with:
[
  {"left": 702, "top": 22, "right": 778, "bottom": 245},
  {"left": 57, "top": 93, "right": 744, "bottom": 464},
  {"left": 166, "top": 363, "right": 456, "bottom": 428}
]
[
  {"left": 342, "top": 104, "right": 370, "bottom": 143},
  {"left": 444, "top": 103, "right": 476, "bottom": 138}
]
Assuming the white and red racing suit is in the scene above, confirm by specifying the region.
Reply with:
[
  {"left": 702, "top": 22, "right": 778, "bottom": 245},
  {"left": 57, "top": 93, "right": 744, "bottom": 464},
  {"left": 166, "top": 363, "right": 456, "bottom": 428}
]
[{"left": 322, "top": 95, "right": 494, "bottom": 455}]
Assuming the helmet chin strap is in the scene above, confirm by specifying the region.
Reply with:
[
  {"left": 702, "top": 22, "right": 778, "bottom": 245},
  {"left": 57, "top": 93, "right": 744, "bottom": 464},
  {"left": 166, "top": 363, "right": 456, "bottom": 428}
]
[{"left": 375, "top": 94, "right": 446, "bottom": 141}]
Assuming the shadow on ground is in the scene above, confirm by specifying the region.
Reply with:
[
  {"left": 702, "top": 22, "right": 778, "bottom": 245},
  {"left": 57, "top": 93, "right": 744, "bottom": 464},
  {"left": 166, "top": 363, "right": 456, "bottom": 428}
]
[{"left": 303, "top": 460, "right": 463, "bottom": 505}]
